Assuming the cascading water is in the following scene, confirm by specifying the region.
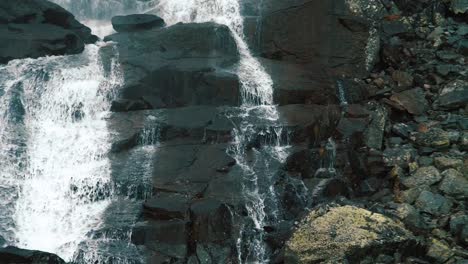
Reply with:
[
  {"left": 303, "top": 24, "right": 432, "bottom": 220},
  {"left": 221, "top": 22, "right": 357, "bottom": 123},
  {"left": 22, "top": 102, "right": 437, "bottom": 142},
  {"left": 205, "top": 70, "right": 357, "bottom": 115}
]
[
  {"left": 151, "top": 0, "right": 290, "bottom": 262},
  {"left": 0, "top": 1, "right": 151, "bottom": 263}
]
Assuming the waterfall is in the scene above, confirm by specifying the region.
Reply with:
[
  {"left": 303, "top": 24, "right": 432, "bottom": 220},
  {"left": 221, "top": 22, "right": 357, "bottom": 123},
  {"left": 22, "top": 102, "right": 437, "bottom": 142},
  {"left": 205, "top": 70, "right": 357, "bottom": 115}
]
[{"left": 152, "top": 1, "right": 289, "bottom": 262}]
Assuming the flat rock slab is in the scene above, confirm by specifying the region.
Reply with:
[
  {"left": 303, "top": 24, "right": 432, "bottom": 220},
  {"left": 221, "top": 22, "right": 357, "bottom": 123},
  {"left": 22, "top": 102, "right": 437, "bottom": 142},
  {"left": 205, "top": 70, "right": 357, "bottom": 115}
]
[{"left": 112, "top": 14, "right": 165, "bottom": 32}]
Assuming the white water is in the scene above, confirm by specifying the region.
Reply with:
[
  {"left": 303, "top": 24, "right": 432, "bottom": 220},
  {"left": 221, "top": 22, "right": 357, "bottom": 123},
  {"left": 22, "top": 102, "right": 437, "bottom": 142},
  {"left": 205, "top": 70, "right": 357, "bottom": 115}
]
[{"left": 0, "top": 44, "right": 123, "bottom": 261}]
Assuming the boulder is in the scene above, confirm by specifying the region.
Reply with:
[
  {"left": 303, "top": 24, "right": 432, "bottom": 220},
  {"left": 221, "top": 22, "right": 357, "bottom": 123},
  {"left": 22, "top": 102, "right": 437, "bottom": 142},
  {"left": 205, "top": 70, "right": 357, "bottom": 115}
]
[
  {"left": 439, "top": 169, "right": 468, "bottom": 198},
  {"left": 111, "top": 14, "right": 165, "bottom": 32},
  {"left": 0, "top": 0, "right": 96, "bottom": 63},
  {"left": 259, "top": 0, "right": 372, "bottom": 77},
  {"left": 415, "top": 190, "right": 453, "bottom": 216},
  {"left": 105, "top": 22, "right": 240, "bottom": 109},
  {"left": 415, "top": 128, "right": 451, "bottom": 149},
  {"left": 401, "top": 166, "right": 442, "bottom": 188},
  {"left": 285, "top": 205, "right": 417, "bottom": 263},
  {"left": 390, "top": 88, "right": 429, "bottom": 115},
  {"left": 437, "top": 80, "right": 468, "bottom": 109},
  {"left": 0, "top": 246, "right": 65, "bottom": 264}
]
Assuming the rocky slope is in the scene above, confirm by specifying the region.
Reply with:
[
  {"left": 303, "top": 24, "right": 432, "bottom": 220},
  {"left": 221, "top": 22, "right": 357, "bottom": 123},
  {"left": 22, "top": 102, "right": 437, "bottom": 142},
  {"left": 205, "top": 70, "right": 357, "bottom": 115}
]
[{"left": 0, "top": 0, "right": 96, "bottom": 64}]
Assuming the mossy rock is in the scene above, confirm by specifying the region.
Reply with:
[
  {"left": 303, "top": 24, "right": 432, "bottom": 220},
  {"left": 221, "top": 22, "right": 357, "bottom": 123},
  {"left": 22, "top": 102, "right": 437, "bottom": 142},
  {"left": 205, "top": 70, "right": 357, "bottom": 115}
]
[{"left": 285, "top": 205, "right": 418, "bottom": 263}]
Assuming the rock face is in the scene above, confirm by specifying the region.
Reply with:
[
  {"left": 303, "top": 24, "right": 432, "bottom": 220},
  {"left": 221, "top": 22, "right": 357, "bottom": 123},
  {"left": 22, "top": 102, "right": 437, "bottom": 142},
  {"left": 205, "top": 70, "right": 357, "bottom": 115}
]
[
  {"left": 111, "top": 14, "right": 165, "bottom": 32},
  {"left": 0, "top": 0, "right": 97, "bottom": 64},
  {"left": 105, "top": 22, "right": 240, "bottom": 109},
  {"left": 285, "top": 205, "right": 417, "bottom": 263},
  {"left": 0, "top": 246, "right": 65, "bottom": 264}
]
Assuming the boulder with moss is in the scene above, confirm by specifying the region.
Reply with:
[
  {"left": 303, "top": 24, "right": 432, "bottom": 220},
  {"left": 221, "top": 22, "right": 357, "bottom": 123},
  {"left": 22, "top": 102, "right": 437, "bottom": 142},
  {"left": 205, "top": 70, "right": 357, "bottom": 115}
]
[{"left": 285, "top": 205, "right": 419, "bottom": 263}]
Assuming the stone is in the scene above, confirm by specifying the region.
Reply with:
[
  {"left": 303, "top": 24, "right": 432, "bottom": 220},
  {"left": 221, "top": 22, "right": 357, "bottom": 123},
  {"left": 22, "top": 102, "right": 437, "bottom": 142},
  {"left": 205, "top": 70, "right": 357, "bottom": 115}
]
[
  {"left": 391, "top": 203, "right": 426, "bottom": 230},
  {"left": 401, "top": 166, "right": 442, "bottom": 188},
  {"left": 434, "top": 156, "right": 463, "bottom": 170},
  {"left": 111, "top": 14, "right": 165, "bottom": 32},
  {"left": 415, "top": 128, "right": 450, "bottom": 149},
  {"left": 439, "top": 169, "right": 468, "bottom": 198},
  {"left": 427, "top": 238, "right": 454, "bottom": 263},
  {"left": 144, "top": 192, "right": 190, "bottom": 220},
  {"left": 390, "top": 88, "right": 429, "bottom": 115},
  {"left": 105, "top": 22, "right": 240, "bottom": 109},
  {"left": 284, "top": 205, "right": 417, "bottom": 263},
  {"left": 450, "top": 213, "right": 468, "bottom": 245},
  {"left": 451, "top": 0, "right": 468, "bottom": 14},
  {"left": 0, "top": 246, "right": 65, "bottom": 264},
  {"left": 190, "top": 198, "right": 233, "bottom": 243},
  {"left": 383, "top": 144, "right": 417, "bottom": 167},
  {"left": 401, "top": 186, "right": 429, "bottom": 204},
  {"left": 438, "top": 80, "right": 468, "bottom": 109},
  {"left": 415, "top": 191, "right": 452, "bottom": 216},
  {"left": 392, "top": 70, "right": 414, "bottom": 89},
  {"left": 0, "top": 0, "right": 96, "bottom": 63}
]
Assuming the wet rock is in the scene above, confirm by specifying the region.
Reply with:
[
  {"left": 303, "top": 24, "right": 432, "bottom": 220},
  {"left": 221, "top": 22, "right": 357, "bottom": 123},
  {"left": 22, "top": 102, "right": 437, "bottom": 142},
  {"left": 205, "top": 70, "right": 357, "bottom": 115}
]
[
  {"left": 415, "top": 128, "right": 451, "bottom": 149},
  {"left": 415, "top": 190, "right": 452, "bottom": 216},
  {"left": 437, "top": 80, "right": 468, "bottom": 109},
  {"left": 390, "top": 88, "right": 429, "bottom": 115},
  {"left": 439, "top": 169, "right": 468, "bottom": 198},
  {"left": 0, "top": 0, "right": 96, "bottom": 63},
  {"left": 284, "top": 205, "right": 417, "bottom": 263},
  {"left": 427, "top": 238, "right": 454, "bottom": 263},
  {"left": 144, "top": 192, "right": 190, "bottom": 220},
  {"left": 111, "top": 14, "right": 165, "bottom": 32},
  {"left": 434, "top": 156, "right": 463, "bottom": 170},
  {"left": 132, "top": 220, "right": 188, "bottom": 259},
  {"left": 190, "top": 199, "right": 233, "bottom": 243},
  {"left": 461, "top": 132, "right": 468, "bottom": 151},
  {"left": 110, "top": 98, "right": 152, "bottom": 112},
  {"left": 401, "top": 166, "right": 441, "bottom": 188},
  {"left": 106, "top": 22, "right": 240, "bottom": 109},
  {"left": 0, "top": 246, "right": 65, "bottom": 264}
]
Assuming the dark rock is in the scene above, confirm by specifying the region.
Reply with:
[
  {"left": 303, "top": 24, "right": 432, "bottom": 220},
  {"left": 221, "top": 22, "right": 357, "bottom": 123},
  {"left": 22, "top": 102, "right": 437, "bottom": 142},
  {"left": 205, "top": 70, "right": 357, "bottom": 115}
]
[
  {"left": 450, "top": 0, "right": 468, "bottom": 14},
  {"left": 434, "top": 156, "right": 463, "bottom": 170},
  {"left": 0, "top": 246, "right": 65, "bottom": 264},
  {"left": 0, "top": 0, "right": 96, "bottom": 63},
  {"left": 365, "top": 104, "right": 388, "bottom": 150},
  {"left": 437, "top": 80, "right": 468, "bottom": 109},
  {"left": 144, "top": 192, "right": 190, "bottom": 220},
  {"left": 450, "top": 213, "right": 468, "bottom": 245},
  {"left": 259, "top": 0, "right": 371, "bottom": 77},
  {"left": 190, "top": 198, "right": 234, "bottom": 243},
  {"left": 390, "top": 88, "right": 429, "bottom": 115},
  {"left": 110, "top": 98, "right": 152, "bottom": 112},
  {"left": 131, "top": 220, "right": 188, "bottom": 259},
  {"left": 415, "top": 190, "right": 453, "bottom": 216},
  {"left": 439, "top": 169, "right": 468, "bottom": 198},
  {"left": 106, "top": 22, "right": 240, "bottom": 109},
  {"left": 111, "top": 14, "right": 165, "bottom": 32}
]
